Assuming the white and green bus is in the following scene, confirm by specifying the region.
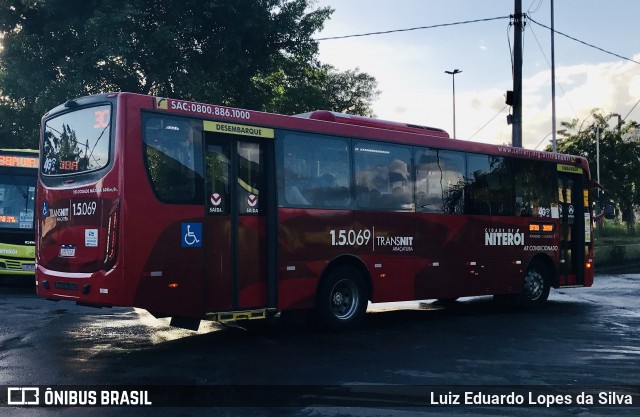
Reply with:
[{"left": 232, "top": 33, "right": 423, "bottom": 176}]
[{"left": 0, "top": 149, "right": 38, "bottom": 281}]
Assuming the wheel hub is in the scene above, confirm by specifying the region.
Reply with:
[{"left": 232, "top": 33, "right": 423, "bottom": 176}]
[
  {"left": 330, "top": 279, "right": 357, "bottom": 319},
  {"left": 525, "top": 270, "right": 543, "bottom": 300}
]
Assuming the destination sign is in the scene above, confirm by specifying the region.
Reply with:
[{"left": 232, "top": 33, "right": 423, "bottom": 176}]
[{"left": 0, "top": 155, "right": 38, "bottom": 168}]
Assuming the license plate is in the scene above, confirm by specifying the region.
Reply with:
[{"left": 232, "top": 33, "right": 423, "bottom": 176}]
[
  {"left": 22, "top": 264, "right": 35, "bottom": 271},
  {"left": 59, "top": 246, "right": 76, "bottom": 257}
]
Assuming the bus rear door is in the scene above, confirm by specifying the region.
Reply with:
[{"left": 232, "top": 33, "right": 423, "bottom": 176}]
[
  {"left": 557, "top": 165, "right": 586, "bottom": 286},
  {"left": 203, "top": 122, "right": 276, "bottom": 318}
]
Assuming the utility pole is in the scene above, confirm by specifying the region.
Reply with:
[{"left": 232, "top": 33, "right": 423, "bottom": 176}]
[{"left": 511, "top": 0, "right": 523, "bottom": 147}]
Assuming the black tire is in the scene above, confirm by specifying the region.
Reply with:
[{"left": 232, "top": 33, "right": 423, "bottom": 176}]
[
  {"left": 317, "top": 266, "right": 368, "bottom": 331},
  {"left": 521, "top": 260, "right": 551, "bottom": 307}
]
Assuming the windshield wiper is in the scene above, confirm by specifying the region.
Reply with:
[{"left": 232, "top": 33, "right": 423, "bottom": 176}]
[{"left": 7, "top": 172, "right": 28, "bottom": 200}]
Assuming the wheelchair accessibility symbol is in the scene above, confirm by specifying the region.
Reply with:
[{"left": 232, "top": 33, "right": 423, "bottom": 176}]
[{"left": 181, "top": 222, "right": 202, "bottom": 248}]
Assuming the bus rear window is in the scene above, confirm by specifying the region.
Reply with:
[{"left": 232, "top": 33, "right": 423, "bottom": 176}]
[{"left": 42, "top": 105, "right": 111, "bottom": 175}]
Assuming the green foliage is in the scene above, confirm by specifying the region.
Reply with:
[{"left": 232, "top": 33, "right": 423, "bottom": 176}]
[
  {"left": 551, "top": 109, "right": 640, "bottom": 230},
  {"left": 256, "top": 62, "right": 379, "bottom": 116},
  {"left": 595, "top": 220, "right": 636, "bottom": 239},
  {"left": 0, "top": 0, "right": 379, "bottom": 148}
]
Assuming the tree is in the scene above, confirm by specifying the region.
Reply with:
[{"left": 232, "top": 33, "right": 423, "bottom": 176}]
[
  {"left": 552, "top": 109, "right": 640, "bottom": 231},
  {"left": 256, "top": 61, "right": 379, "bottom": 116},
  {"left": 0, "top": 0, "right": 378, "bottom": 148}
]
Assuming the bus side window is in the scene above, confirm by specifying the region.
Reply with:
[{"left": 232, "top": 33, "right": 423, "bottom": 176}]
[
  {"left": 513, "top": 159, "right": 557, "bottom": 217},
  {"left": 466, "top": 153, "right": 492, "bottom": 215},
  {"left": 142, "top": 114, "right": 203, "bottom": 204},
  {"left": 415, "top": 149, "right": 442, "bottom": 213},
  {"left": 279, "top": 133, "right": 351, "bottom": 209},
  {"left": 465, "top": 154, "right": 513, "bottom": 216},
  {"left": 354, "top": 142, "right": 413, "bottom": 211},
  {"left": 416, "top": 149, "right": 465, "bottom": 214}
]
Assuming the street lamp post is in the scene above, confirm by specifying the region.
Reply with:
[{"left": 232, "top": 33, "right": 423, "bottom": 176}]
[{"left": 445, "top": 69, "right": 462, "bottom": 138}]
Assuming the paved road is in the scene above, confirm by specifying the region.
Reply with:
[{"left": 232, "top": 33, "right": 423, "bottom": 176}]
[{"left": 0, "top": 272, "right": 638, "bottom": 416}]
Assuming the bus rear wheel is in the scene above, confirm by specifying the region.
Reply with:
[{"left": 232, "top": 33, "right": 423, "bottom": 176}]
[
  {"left": 318, "top": 266, "right": 368, "bottom": 331},
  {"left": 521, "top": 260, "right": 550, "bottom": 307}
]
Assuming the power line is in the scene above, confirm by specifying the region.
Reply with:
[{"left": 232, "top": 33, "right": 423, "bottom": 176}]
[
  {"left": 468, "top": 105, "right": 509, "bottom": 140},
  {"left": 527, "top": 0, "right": 544, "bottom": 15},
  {"left": 528, "top": 16, "right": 640, "bottom": 65},
  {"left": 623, "top": 98, "right": 640, "bottom": 122},
  {"left": 507, "top": 23, "right": 514, "bottom": 77},
  {"left": 315, "top": 16, "right": 509, "bottom": 41}
]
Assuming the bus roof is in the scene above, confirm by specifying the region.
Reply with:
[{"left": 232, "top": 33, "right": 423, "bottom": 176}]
[{"left": 295, "top": 110, "right": 450, "bottom": 138}]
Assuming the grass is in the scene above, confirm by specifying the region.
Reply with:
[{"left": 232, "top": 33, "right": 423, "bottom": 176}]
[
  {"left": 593, "top": 221, "right": 640, "bottom": 264},
  {"left": 594, "top": 221, "right": 639, "bottom": 246}
]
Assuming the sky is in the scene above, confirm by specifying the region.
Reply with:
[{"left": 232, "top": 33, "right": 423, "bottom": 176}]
[{"left": 313, "top": 0, "right": 640, "bottom": 149}]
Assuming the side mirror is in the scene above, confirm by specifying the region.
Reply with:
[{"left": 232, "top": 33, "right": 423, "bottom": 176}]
[{"left": 604, "top": 202, "right": 616, "bottom": 220}]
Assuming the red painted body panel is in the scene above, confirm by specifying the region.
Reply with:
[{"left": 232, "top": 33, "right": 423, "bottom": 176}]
[{"left": 275, "top": 208, "right": 564, "bottom": 310}]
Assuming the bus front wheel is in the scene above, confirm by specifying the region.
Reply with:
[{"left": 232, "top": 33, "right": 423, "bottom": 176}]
[
  {"left": 521, "top": 260, "right": 550, "bottom": 307},
  {"left": 318, "top": 266, "right": 368, "bottom": 331}
]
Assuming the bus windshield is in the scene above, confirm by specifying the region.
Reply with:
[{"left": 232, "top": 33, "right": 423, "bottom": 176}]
[
  {"left": 42, "top": 105, "right": 112, "bottom": 176},
  {"left": 0, "top": 174, "right": 35, "bottom": 230}
]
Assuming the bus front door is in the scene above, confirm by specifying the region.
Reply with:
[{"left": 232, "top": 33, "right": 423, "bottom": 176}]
[
  {"left": 204, "top": 131, "right": 276, "bottom": 315},
  {"left": 558, "top": 170, "right": 585, "bottom": 286}
]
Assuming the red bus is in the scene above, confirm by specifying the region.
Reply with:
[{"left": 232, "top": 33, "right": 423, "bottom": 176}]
[{"left": 36, "top": 93, "right": 594, "bottom": 330}]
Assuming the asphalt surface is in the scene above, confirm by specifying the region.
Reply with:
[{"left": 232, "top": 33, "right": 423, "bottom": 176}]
[{"left": 0, "top": 269, "right": 638, "bottom": 416}]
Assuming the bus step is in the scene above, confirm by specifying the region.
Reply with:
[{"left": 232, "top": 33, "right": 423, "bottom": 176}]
[{"left": 206, "top": 309, "right": 274, "bottom": 323}]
